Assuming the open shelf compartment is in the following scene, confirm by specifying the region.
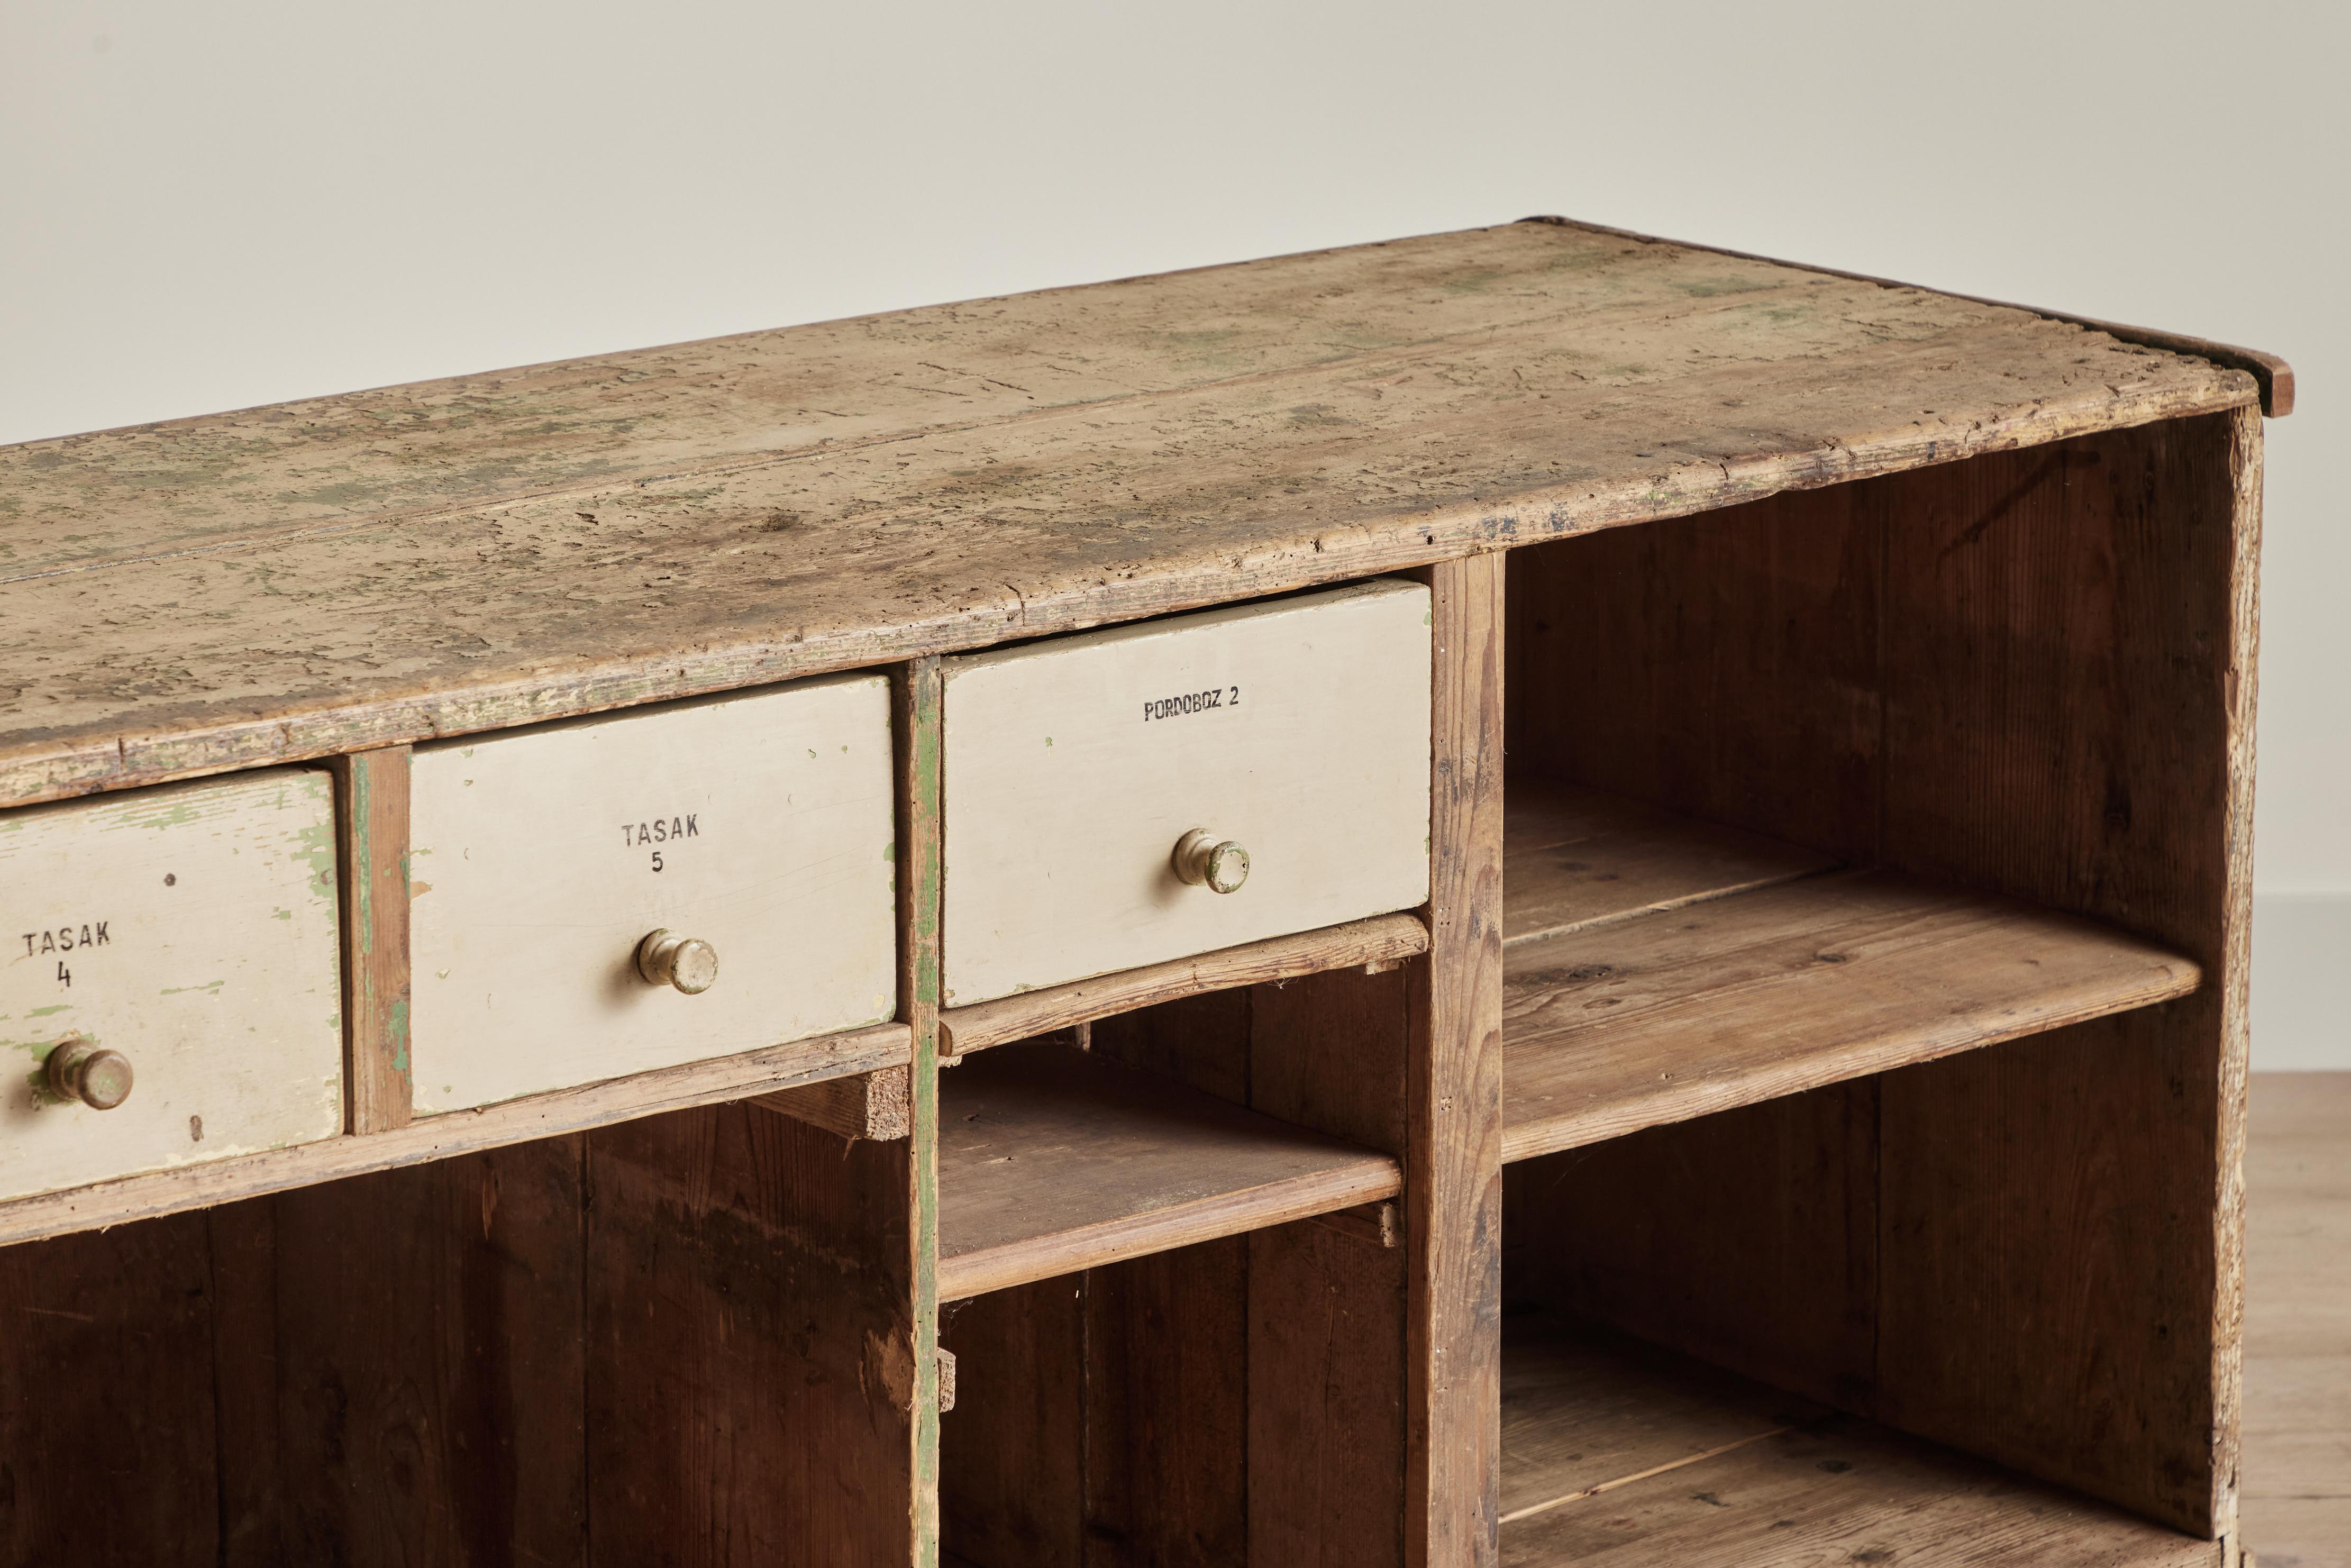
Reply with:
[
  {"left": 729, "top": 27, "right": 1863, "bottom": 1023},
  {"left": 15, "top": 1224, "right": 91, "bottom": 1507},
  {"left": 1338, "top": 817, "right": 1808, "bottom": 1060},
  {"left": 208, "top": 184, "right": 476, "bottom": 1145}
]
[
  {"left": 1500, "top": 1315, "right": 2222, "bottom": 1566},
  {"left": 938, "top": 1040, "right": 1401, "bottom": 1300},
  {"left": 1501, "top": 782, "right": 2201, "bottom": 1162}
]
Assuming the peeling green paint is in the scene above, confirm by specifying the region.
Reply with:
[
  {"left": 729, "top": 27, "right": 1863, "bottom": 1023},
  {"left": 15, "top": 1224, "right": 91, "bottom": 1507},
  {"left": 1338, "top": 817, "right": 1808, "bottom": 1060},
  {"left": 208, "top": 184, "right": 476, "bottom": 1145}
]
[
  {"left": 161, "top": 979, "right": 227, "bottom": 997},
  {"left": 28, "top": 1004, "right": 70, "bottom": 1018},
  {"left": 295, "top": 818, "right": 338, "bottom": 898}
]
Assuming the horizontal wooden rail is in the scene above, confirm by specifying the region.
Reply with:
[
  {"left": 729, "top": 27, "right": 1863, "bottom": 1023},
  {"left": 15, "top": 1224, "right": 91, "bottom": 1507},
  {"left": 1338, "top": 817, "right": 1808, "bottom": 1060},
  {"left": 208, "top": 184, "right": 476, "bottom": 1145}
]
[
  {"left": 939, "top": 911, "right": 1430, "bottom": 1056},
  {"left": 0, "top": 1021, "right": 911, "bottom": 1249},
  {"left": 936, "top": 1043, "right": 1401, "bottom": 1301}
]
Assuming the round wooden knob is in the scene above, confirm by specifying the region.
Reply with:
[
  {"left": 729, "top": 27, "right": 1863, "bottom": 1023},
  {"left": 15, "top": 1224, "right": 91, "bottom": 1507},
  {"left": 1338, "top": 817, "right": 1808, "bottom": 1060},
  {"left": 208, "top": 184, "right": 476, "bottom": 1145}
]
[
  {"left": 48, "top": 1040, "right": 133, "bottom": 1111},
  {"left": 636, "top": 929, "right": 719, "bottom": 994},
  {"left": 1172, "top": 829, "right": 1250, "bottom": 894}
]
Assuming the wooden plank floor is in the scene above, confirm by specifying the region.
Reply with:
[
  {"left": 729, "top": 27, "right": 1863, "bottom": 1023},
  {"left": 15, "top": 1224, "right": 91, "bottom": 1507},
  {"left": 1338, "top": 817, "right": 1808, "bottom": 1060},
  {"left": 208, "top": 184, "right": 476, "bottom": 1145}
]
[
  {"left": 2244, "top": 1071, "right": 2351, "bottom": 1568},
  {"left": 935, "top": 1042, "right": 1401, "bottom": 1301},
  {"left": 1500, "top": 1315, "right": 2222, "bottom": 1565},
  {"left": 1501, "top": 785, "right": 2203, "bottom": 1163}
]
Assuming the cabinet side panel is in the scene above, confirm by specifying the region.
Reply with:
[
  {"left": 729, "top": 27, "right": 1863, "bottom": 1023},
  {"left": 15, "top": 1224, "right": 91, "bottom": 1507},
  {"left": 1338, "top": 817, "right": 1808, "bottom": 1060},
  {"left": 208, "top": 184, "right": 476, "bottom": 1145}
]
[
  {"left": 1874, "top": 410, "right": 2258, "bottom": 1537},
  {"left": 586, "top": 1104, "right": 918, "bottom": 1566}
]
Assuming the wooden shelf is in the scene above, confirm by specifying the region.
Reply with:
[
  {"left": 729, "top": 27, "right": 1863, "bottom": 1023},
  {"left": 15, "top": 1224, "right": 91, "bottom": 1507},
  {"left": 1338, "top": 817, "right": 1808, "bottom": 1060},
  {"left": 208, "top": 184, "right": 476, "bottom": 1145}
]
[
  {"left": 1501, "top": 786, "right": 2201, "bottom": 1164},
  {"left": 1501, "top": 1315, "right": 2220, "bottom": 1565},
  {"left": 937, "top": 1043, "right": 1401, "bottom": 1301}
]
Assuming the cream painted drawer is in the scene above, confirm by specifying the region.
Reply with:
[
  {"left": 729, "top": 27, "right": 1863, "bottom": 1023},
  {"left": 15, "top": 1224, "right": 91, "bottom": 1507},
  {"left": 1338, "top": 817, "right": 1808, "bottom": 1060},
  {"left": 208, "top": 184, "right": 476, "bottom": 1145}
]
[
  {"left": 408, "top": 676, "right": 897, "bottom": 1112},
  {"left": 941, "top": 578, "right": 1432, "bottom": 1006},
  {"left": 0, "top": 770, "right": 344, "bottom": 1203}
]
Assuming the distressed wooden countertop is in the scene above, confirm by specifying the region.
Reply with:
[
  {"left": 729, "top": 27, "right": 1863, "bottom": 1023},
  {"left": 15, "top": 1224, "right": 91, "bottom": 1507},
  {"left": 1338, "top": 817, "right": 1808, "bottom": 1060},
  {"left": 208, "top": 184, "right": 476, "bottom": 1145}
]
[{"left": 0, "top": 218, "right": 2261, "bottom": 810}]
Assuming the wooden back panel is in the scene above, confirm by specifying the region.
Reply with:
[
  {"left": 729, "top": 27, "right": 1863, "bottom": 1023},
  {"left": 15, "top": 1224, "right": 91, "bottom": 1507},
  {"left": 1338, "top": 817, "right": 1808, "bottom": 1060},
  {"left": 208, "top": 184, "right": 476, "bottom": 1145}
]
[{"left": 1502, "top": 409, "right": 2259, "bottom": 1538}]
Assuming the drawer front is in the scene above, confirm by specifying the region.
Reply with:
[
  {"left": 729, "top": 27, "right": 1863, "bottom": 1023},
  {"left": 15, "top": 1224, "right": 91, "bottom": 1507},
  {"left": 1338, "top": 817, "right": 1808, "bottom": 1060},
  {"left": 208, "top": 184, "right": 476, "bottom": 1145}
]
[
  {"left": 942, "top": 578, "right": 1431, "bottom": 1005},
  {"left": 408, "top": 676, "right": 897, "bottom": 1112},
  {"left": 0, "top": 770, "right": 344, "bottom": 1202}
]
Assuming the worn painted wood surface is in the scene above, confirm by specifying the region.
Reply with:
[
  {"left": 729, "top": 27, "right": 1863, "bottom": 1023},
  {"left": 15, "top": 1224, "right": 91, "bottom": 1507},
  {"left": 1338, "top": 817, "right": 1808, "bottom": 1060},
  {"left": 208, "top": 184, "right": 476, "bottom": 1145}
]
[
  {"left": 328, "top": 746, "right": 412, "bottom": 1131},
  {"left": 0, "top": 769, "right": 343, "bottom": 1201},
  {"left": 940, "top": 579, "right": 1430, "bottom": 1005},
  {"left": 0, "top": 1018, "right": 909, "bottom": 1248},
  {"left": 935, "top": 1042, "right": 1401, "bottom": 1301},
  {"left": 0, "top": 221, "right": 2259, "bottom": 811},
  {"left": 407, "top": 675, "right": 896, "bottom": 1111},
  {"left": 940, "top": 910, "right": 1427, "bottom": 1055},
  {"left": 1497, "top": 1316, "right": 2225, "bottom": 1566}
]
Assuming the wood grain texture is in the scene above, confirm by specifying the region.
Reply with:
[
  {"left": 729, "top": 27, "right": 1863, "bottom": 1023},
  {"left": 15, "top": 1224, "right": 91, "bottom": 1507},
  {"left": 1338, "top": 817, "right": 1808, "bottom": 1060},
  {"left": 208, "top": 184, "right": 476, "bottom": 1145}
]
[
  {"left": 1499, "top": 1314, "right": 1829, "bottom": 1521},
  {"left": 940, "top": 579, "right": 1431, "bottom": 1005},
  {"left": 1505, "top": 482, "right": 1885, "bottom": 863},
  {"left": 1249, "top": 1218, "right": 1409, "bottom": 1568},
  {"left": 248, "top": 1139, "right": 588, "bottom": 1565},
  {"left": 0, "top": 1018, "right": 909, "bottom": 1248},
  {"left": 935, "top": 1043, "right": 1402, "bottom": 1302},
  {"left": 940, "top": 911, "right": 1428, "bottom": 1056},
  {"left": 897, "top": 655, "right": 946, "bottom": 1565},
  {"left": 1082, "top": 1241, "right": 1253, "bottom": 1568},
  {"left": 1501, "top": 869, "right": 2201, "bottom": 1163},
  {"left": 939, "top": 1278, "right": 1087, "bottom": 1568},
  {"left": 0, "top": 1213, "right": 222, "bottom": 1565},
  {"left": 1870, "top": 411, "right": 2261, "bottom": 1537},
  {"left": 0, "top": 222, "right": 2257, "bottom": 812},
  {"left": 755, "top": 1063, "right": 911, "bottom": 1140},
  {"left": 1532, "top": 215, "right": 2296, "bottom": 417},
  {"left": 1502, "top": 780, "right": 1834, "bottom": 946},
  {"left": 329, "top": 746, "right": 412, "bottom": 1132},
  {"left": 1498, "top": 1316, "right": 2224, "bottom": 1567},
  {"left": 1504, "top": 1083, "right": 1881, "bottom": 1415},
  {"left": 1411, "top": 552, "right": 1506, "bottom": 1567},
  {"left": 585, "top": 1103, "right": 919, "bottom": 1567}
]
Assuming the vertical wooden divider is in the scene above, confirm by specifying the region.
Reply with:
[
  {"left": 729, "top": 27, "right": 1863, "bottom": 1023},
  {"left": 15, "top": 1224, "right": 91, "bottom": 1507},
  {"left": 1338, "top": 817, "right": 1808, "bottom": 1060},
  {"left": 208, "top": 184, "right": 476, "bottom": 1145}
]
[
  {"left": 901, "top": 655, "right": 946, "bottom": 1565},
  {"left": 327, "top": 745, "right": 413, "bottom": 1132},
  {"left": 1411, "top": 552, "right": 1506, "bottom": 1568}
]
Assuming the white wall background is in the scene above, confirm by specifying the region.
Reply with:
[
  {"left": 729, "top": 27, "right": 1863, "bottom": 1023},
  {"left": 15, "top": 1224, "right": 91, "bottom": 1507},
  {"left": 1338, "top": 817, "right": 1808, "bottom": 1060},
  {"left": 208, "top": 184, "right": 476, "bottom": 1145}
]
[{"left": 5, "top": 1, "right": 2344, "bottom": 1064}]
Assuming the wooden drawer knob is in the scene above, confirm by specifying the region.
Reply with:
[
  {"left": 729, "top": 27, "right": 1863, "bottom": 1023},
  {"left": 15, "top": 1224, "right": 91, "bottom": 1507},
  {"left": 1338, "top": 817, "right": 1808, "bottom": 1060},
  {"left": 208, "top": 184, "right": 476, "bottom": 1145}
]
[
  {"left": 47, "top": 1039, "right": 134, "bottom": 1111},
  {"left": 636, "top": 929, "right": 720, "bottom": 994},
  {"left": 1172, "top": 829, "right": 1250, "bottom": 894}
]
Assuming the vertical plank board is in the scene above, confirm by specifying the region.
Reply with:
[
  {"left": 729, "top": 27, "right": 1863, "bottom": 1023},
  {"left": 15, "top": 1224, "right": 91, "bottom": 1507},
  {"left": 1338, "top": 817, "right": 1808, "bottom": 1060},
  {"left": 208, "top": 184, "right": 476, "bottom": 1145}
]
[
  {"left": 900, "top": 655, "right": 946, "bottom": 1564},
  {"left": 1500, "top": 1082, "right": 1881, "bottom": 1413},
  {"left": 586, "top": 1104, "right": 917, "bottom": 1566},
  {"left": 938, "top": 1281, "right": 1087, "bottom": 1568},
  {"left": 0, "top": 1214, "right": 221, "bottom": 1565},
  {"left": 207, "top": 1198, "right": 284, "bottom": 1567},
  {"left": 330, "top": 745, "right": 413, "bottom": 1132},
  {"left": 1250, "top": 962, "right": 1410, "bottom": 1153},
  {"left": 1248, "top": 961, "right": 1411, "bottom": 1560},
  {"left": 1082, "top": 1240, "right": 1249, "bottom": 1567},
  {"left": 1503, "top": 486, "right": 1882, "bottom": 863},
  {"left": 262, "top": 1138, "right": 589, "bottom": 1565},
  {"left": 1247, "top": 1219, "right": 1408, "bottom": 1568},
  {"left": 1410, "top": 551, "right": 1506, "bottom": 1567},
  {"left": 1873, "top": 410, "right": 2259, "bottom": 1537}
]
